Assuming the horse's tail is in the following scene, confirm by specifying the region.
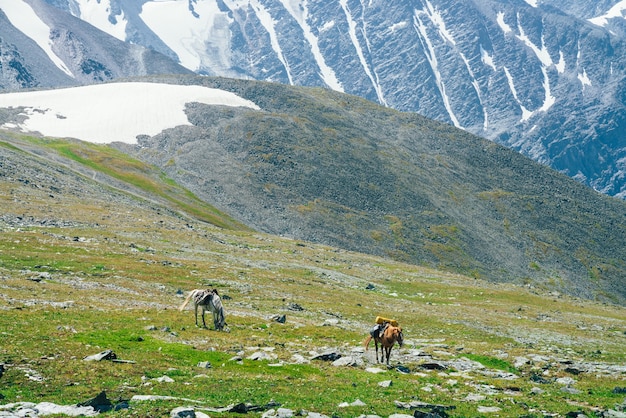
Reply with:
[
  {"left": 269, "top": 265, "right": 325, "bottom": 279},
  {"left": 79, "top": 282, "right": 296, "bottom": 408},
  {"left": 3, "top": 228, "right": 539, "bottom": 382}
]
[
  {"left": 178, "top": 290, "right": 194, "bottom": 311},
  {"left": 364, "top": 335, "right": 372, "bottom": 350}
]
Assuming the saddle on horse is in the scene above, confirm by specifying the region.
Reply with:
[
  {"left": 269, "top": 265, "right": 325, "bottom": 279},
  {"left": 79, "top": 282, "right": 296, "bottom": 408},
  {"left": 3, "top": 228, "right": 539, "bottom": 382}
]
[{"left": 370, "top": 316, "right": 399, "bottom": 339}]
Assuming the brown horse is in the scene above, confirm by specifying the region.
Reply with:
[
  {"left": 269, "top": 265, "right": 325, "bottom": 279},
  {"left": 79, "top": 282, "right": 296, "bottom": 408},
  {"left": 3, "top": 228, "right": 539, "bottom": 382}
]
[{"left": 364, "top": 324, "right": 404, "bottom": 365}]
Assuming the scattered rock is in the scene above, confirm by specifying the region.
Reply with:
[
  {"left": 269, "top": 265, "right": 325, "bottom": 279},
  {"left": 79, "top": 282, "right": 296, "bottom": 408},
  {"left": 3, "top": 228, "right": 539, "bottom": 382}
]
[
  {"left": 197, "top": 361, "right": 212, "bottom": 369},
  {"left": 170, "top": 406, "right": 194, "bottom": 418},
  {"left": 302, "top": 413, "right": 330, "bottom": 418},
  {"left": 287, "top": 303, "right": 303, "bottom": 311},
  {"left": 170, "top": 406, "right": 211, "bottom": 418},
  {"left": 83, "top": 350, "right": 117, "bottom": 362},
  {"left": 602, "top": 411, "right": 626, "bottom": 418},
  {"left": 556, "top": 377, "right": 577, "bottom": 386},
  {"left": 418, "top": 362, "right": 447, "bottom": 371},
  {"left": 413, "top": 412, "right": 447, "bottom": 418},
  {"left": 332, "top": 356, "right": 361, "bottom": 367},
  {"left": 565, "top": 367, "right": 583, "bottom": 375},
  {"left": 310, "top": 351, "right": 341, "bottom": 362},
  {"left": 338, "top": 399, "right": 366, "bottom": 408},
  {"left": 530, "top": 373, "right": 551, "bottom": 384},
  {"left": 395, "top": 365, "right": 411, "bottom": 374},
  {"left": 561, "top": 386, "right": 581, "bottom": 394},
  {"left": 271, "top": 314, "right": 286, "bottom": 323},
  {"left": 477, "top": 406, "right": 501, "bottom": 413},
  {"left": 289, "top": 354, "right": 309, "bottom": 364},
  {"left": 394, "top": 400, "right": 455, "bottom": 417},
  {"left": 261, "top": 407, "right": 295, "bottom": 417},
  {"left": 378, "top": 380, "right": 392, "bottom": 388},
  {"left": 76, "top": 391, "right": 116, "bottom": 413},
  {"left": 464, "top": 394, "right": 486, "bottom": 402},
  {"left": 218, "top": 401, "right": 280, "bottom": 413},
  {"left": 0, "top": 401, "right": 98, "bottom": 417},
  {"left": 247, "top": 351, "right": 278, "bottom": 361}
]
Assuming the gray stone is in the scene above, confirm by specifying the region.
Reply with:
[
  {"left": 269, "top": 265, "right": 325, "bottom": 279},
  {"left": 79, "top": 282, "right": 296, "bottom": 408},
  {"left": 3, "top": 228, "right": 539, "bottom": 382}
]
[
  {"left": 378, "top": 380, "right": 392, "bottom": 388},
  {"left": 83, "top": 350, "right": 116, "bottom": 362},
  {"left": 170, "top": 406, "right": 195, "bottom": 418}
]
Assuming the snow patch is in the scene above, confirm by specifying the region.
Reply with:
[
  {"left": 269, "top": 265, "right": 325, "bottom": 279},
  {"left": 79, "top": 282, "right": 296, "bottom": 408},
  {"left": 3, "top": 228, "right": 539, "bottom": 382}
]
[
  {"left": 578, "top": 69, "right": 592, "bottom": 87},
  {"left": 0, "top": 0, "right": 73, "bottom": 76},
  {"left": 247, "top": 0, "right": 294, "bottom": 84},
  {"left": 480, "top": 46, "right": 497, "bottom": 71},
  {"left": 496, "top": 12, "right": 512, "bottom": 34},
  {"left": 503, "top": 67, "right": 532, "bottom": 121},
  {"left": 555, "top": 51, "right": 565, "bottom": 73},
  {"left": 589, "top": 0, "right": 626, "bottom": 27},
  {"left": 515, "top": 19, "right": 556, "bottom": 114},
  {"left": 0, "top": 82, "right": 260, "bottom": 144},
  {"left": 278, "top": 0, "right": 343, "bottom": 91},
  {"left": 390, "top": 21, "right": 408, "bottom": 32},
  {"left": 75, "top": 0, "right": 128, "bottom": 41},
  {"left": 413, "top": 8, "right": 461, "bottom": 128},
  {"left": 140, "top": 0, "right": 232, "bottom": 73},
  {"left": 523, "top": 0, "right": 539, "bottom": 7},
  {"left": 423, "top": 0, "right": 455, "bottom": 45},
  {"left": 339, "top": 0, "right": 386, "bottom": 105}
]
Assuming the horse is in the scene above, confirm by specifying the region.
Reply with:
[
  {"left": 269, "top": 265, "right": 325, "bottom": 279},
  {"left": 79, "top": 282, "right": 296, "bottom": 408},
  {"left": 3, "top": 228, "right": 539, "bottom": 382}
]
[
  {"left": 364, "top": 324, "right": 404, "bottom": 365},
  {"left": 178, "top": 288, "right": 226, "bottom": 330}
]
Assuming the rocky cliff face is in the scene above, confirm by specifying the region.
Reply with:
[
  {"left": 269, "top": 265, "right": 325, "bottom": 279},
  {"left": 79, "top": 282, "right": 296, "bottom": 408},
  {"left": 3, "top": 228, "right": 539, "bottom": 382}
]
[
  {"left": 0, "top": 0, "right": 190, "bottom": 91},
  {"left": 2, "top": 0, "right": 626, "bottom": 199}
]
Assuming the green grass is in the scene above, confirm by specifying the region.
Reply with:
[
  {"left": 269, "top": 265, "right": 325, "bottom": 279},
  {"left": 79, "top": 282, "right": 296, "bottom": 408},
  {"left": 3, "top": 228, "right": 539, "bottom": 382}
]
[
  {"left": 2, "top": 135, "right": 248, "bottom": 230},
  {"left": 1, "top": 134, "right": 625, "bottom": 417},
  {"left": 461, "top": 353, "right": 518, "bottom": 374}
]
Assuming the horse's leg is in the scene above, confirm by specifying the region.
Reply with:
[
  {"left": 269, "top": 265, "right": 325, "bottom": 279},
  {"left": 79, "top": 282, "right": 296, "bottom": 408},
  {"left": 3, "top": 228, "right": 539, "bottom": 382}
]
[
  {"left": 375, "top": 339, "right": 381, "bottom": 363},
  {"left": 201, "top": 306, "right": 208, "bottom": 328},
  {"left": 385, "top": 345, "right": 392, "bottom": 365},
  {"left": 194, "top": 303, "right": 199, "bottom": 327}
]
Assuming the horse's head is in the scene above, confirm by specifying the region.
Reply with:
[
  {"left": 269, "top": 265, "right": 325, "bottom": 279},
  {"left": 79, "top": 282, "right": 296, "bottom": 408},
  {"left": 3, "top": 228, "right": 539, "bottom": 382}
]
[{"left": 395, "top": 327, "right": 404, "bottom": 347}]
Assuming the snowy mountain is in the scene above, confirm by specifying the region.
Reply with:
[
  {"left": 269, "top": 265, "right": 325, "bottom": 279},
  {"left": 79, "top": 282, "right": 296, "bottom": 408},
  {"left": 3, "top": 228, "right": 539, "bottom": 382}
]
[
  {"left": 0, "top": 0, "right": 190, "bottom": 90},
  {"left": 2, "top": 0, "right": 626, "bottom": 199}
]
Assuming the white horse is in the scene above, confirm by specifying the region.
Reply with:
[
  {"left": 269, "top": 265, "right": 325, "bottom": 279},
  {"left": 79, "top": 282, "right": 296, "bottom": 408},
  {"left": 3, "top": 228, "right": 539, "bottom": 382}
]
[{"left": 179, "top": 288, "right": 226, "bottom": 330}]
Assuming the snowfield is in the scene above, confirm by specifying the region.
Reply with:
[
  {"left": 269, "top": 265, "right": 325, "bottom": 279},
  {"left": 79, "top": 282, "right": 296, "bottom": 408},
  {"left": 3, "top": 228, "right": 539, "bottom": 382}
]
[{"left": 0, "top": 82, "right": 260, "bottom": 144}]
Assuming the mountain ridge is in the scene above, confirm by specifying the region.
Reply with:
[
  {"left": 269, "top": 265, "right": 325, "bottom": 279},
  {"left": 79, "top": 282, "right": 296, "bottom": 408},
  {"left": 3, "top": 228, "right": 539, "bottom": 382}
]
[{"left": 2, "top": 0, "right": 626, "bottom": 198}]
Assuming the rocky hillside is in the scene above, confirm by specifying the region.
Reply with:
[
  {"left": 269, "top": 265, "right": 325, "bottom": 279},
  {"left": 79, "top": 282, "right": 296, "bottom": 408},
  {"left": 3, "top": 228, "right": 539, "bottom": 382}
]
[
  {"left": 0, "top": 128, "right": 625, "bottom": 418},
  {"left": 101, "top": 76, "right": 625, "bottom": 306}
]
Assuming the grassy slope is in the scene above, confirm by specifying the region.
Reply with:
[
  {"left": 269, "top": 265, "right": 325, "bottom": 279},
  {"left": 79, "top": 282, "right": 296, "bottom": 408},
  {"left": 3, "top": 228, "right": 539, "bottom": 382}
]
[{"left": 0, "top": 134, "right": 625, "bottom": 417}]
